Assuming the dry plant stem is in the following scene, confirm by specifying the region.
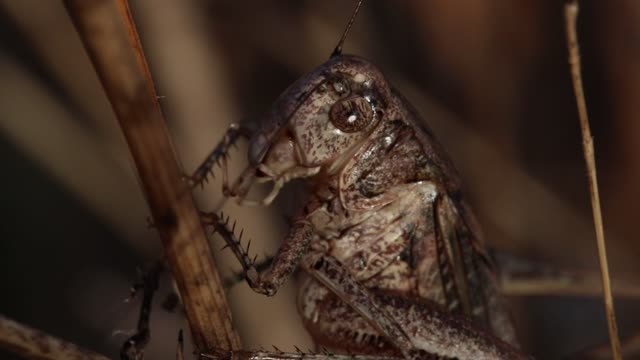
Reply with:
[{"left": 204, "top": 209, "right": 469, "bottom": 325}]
[
  {"left": 564, "top": 1, "right": 622, "bottom": 359},
  {"left": 64, "top": 0, "right": 240, "bottom": 352},
  {"left": 494, "top": 251, "right": 640, "bottom": 298},
  {"left": 0, "top": 314, "right": 110, "bottom": 360},
  {"left": 500, "top": 272, "right": 640, "bottom": 298}
]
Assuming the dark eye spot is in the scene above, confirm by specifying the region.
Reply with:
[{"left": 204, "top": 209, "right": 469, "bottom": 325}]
[{"left": 329, "top": 96, "right": 374, "bottom": 133}]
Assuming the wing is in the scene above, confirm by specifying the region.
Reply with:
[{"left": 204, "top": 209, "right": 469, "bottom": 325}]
[{"left": 391, "top": 89, "right": 519, "bottom": 345}]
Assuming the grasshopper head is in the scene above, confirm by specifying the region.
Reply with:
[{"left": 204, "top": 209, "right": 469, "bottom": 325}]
[{"left": 244, "top": 55, "right": 391, "bottom": 204}]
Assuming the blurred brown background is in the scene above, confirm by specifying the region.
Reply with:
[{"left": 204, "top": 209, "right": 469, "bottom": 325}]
[{"left": 0, "top": 1, "right": 639, "bottom": 359}]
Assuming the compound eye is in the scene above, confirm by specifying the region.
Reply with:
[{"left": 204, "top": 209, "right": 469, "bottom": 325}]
[{"left": 329, "top": 96, "right": 374, "bottom": 133}]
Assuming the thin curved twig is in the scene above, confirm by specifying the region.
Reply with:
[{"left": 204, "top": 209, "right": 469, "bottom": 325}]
[{"left": 564, "top": 2, "right": 622, "bottom": 359}]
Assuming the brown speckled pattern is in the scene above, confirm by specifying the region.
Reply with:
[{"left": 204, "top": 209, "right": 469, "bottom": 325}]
[{"left": 243, "top": 55, "right": 524, "bottom": 359}]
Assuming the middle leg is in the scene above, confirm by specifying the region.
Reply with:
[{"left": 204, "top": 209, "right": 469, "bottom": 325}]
[{"left": 203, "top": 212, "right": 314, "bottom": 296}]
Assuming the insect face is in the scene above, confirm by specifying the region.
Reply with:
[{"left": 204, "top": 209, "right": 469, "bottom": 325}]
[{"left": 247, "top": 55, "right": 391, "bottom": 199}]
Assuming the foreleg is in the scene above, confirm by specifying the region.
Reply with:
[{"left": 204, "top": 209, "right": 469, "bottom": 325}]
[{"left": 186, "top": 123, "right": 252, "bottom": 190}]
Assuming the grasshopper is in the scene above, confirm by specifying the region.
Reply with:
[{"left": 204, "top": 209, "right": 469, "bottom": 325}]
[{"left": 190, "top": 1, "right": 531, "bottom": 359}]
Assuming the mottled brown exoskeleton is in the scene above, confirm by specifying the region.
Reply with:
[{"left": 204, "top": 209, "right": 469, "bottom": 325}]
[{"left": 191, "top": 2, "right": 531, "bottom": 359}]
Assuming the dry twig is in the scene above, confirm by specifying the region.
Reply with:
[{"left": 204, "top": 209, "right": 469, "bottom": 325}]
[
  {"left": 564, "top": 1, "right": 622, "bottom": 359},
  {"left": 499, "top": 269, "right": 640, "bottom": 298},
  {"left": 0, "top": 315, "right": 110, "bottom": 360},
  {"left": 63, "top": 0, "right": 241, "bottom": 353}
]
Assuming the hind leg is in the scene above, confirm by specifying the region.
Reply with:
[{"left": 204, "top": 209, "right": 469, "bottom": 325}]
[
  {"left": 199, "top": 348, "right": 400, "bottom": 360},
  {"left": 299, "top": 253, "right": 529, "bottom": 360}
]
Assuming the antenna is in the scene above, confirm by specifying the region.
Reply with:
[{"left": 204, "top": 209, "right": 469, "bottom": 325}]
[{"left": 330, "top": 0, "right": 365, "bottom": 58}]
